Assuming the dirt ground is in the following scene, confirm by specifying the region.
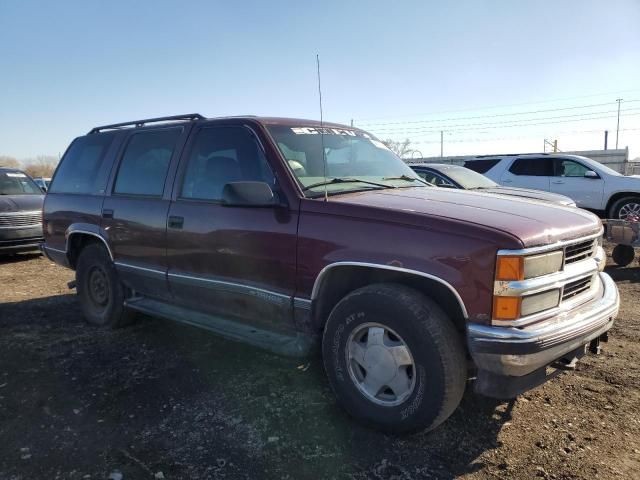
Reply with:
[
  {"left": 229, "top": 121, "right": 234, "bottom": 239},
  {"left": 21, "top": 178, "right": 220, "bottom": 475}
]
[{"left": 0, "top": 247, "right": 639, "bottom": 480}]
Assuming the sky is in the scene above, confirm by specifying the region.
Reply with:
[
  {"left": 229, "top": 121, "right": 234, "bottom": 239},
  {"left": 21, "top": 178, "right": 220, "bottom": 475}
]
[{"left": 1, "top": 0, "right": 639, "bottom": 161}]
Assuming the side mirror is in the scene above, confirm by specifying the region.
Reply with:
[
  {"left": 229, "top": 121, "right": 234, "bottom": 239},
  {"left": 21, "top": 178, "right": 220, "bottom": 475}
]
[
  {"left": 584, "top": 170, "right": 599, "bottom": 179},
  {"left": 221, "top": 181, "right": 276, "bottom": 207}
]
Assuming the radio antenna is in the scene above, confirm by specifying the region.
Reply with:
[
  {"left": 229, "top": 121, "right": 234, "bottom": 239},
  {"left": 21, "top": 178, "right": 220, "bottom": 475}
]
[{"left": 316, "top": 54, "right": 328, "bottom": 202}]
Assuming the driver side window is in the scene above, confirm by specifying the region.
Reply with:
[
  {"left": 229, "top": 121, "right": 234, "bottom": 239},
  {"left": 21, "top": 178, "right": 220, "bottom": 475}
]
[
  {"left": 181, "top": 126, "right": 274, "bottom": 201},
  {"left": 555, "top": 159, "right": 590, "bottom": 177}
]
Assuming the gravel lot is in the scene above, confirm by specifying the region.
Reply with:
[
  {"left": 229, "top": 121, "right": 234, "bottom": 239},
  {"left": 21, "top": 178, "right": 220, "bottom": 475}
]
[{"left": 1, "top": 248, "right": 639, "bottom": 480}]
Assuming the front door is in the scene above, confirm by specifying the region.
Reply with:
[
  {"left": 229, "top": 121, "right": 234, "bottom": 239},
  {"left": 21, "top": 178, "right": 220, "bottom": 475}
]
[
  {"left": 102, "top": 126, "right": 190, "bottom": 300},
  {"left": 166, "top": 125, "right": 298, "bottom": 333},
  {"left": 550, "top": 158, "right": 604, "bottom": 209}
]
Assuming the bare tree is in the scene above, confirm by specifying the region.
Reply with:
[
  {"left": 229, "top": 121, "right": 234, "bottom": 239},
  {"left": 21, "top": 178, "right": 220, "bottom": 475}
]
[
  {"left": 23, "top": 155, "right": 58, "bottom": 178},
  {"left": 0, "top": 155, "right": 20, "bottom": 168},
  {"left": 382, "top": 139, "right": 418, "bottom": 161}
]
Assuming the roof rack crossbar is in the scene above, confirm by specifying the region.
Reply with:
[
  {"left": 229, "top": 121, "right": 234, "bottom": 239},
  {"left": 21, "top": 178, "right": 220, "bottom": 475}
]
[{"left": 89, "top": 113, "right": 205, "bottom": 134}]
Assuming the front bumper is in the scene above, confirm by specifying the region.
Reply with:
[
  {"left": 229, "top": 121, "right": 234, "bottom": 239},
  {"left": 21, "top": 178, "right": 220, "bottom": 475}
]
[{"left": 467, "top": 272, "right": 619, "bottom": 381}]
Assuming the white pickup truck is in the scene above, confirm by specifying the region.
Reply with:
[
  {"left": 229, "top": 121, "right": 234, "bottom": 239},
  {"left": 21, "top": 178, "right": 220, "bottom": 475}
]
[{"left": 465, "top": 153, "right": 640, "bottom": 220}]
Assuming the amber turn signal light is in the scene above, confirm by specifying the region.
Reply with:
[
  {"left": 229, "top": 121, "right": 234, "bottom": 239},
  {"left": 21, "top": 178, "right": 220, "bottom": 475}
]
[
  {"left": 493, "top": 296, "right": 521, "bottom": 321},
  {"left": 495, "top": 256, "right": 524, "bottom": 281}
]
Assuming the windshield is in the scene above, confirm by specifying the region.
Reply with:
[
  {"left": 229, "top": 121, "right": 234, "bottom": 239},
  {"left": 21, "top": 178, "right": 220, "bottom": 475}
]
[
  {"left": 267, "top": 125, "right": 426, "bottom": 196},
  {"left": 437, "top": 165, "right": 498, "bottom": 189},
  {"left": 0, "top": 171, "right": 42, "bottom": 195}
]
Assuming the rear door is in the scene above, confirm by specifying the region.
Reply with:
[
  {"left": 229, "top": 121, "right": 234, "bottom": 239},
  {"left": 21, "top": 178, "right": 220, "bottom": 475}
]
[
  {"left": 101, "top": 126, "right": 190, "bottom": 300},
  {"left": 166, "top": 124, "right": 298, "bottom": 333},
  {"left": 499, "top": 157, "right": 553, "bottom": 191},
  {"left": 550, "top": 158, "right": 604, "bottom": 209}
]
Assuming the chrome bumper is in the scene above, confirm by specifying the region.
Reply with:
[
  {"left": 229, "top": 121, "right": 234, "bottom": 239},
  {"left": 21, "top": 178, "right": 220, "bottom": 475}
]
[{"left": 468, "top": 272, "right": 619, "bottom": 377}]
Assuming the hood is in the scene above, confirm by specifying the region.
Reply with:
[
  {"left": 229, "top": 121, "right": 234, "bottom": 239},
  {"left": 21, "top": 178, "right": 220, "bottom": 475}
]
[
  {"left": 330, "top": 187, "right": 600, "bottom": 248},
  {"left": 475, "top": 186, "right": 575, "bottom": 206},
  {"left": 0, "top": 194, "right": 44, "bottom": 213}
]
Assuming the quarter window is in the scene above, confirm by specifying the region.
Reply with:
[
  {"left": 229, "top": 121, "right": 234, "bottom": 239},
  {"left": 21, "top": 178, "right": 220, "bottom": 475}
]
[
  {"left": 463, "top": 159, "right": 500, "bottom": 174},
  {"left": 509, "top": 158, "right": 553, "bottom": 176},
  {"left": 114, "top": 128, "right": 181, "bottom": 196},
  {"left": 49, "top": 133, "right": 116, "bottom": 194},
  {"left": 180, "top": 126, "right": 274, "bottom": 201}
]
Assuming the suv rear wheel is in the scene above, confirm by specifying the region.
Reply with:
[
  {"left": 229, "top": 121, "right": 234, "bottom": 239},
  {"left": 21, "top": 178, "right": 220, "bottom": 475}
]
[
  {"left": 322, "top": 283, "right": 466, "bottom": 433},
  {"left": 76, "top": 243, "right": 135, "bottom": 328}
]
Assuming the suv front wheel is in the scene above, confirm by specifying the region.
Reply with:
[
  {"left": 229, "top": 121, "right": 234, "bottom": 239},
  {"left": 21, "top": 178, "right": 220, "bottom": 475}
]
[
  {"left": 322, "top": 283, "right": 466, "bottom": 433},
  {"left": 610, "top": 196, "right": 640, "bottom": 221},
  {"left": 76, "top": 243, "right": 135, "bottom": 328}
]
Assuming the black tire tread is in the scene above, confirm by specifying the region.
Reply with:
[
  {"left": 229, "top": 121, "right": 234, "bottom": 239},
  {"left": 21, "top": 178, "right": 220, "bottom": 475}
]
[
  {"left": 322, "top": 282, "right": 467, "bottom": 433},
  {"left": 75, "top": 243, "right": 135, "bottom": 328}
]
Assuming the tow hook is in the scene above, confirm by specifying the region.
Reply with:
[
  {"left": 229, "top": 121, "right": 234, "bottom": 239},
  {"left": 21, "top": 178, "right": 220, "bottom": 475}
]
[
  {"left": 589, "top": 336, "right": 602, "bottom": 355},
  {"left": 67, "top": 280, "right": 76, "bottom": 290},
  {"left": 554, "top": 356, "right": 579, "bottom": 371}
]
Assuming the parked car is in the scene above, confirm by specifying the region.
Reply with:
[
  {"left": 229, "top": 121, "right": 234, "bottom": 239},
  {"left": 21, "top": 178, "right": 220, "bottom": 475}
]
[
  {"left": 0, "top": 167, "right": 44, "bottom": 254},
  {"left": 464, "top": 153, "right": 640, "bottom": 219},
  {"left": 42, "top": 114, "right": 618, "bottom": 433},
  {"left": 33, "top": 177, "right": 52, "bottom": 192},
  {"left": 410, "top": 163, "right": 576, "bottom": 207}
]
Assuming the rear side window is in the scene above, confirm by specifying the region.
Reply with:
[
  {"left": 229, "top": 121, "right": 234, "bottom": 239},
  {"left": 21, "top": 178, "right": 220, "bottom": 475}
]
[
  {"left": 463, "top": 159, "right": 500, "bottom": 174},
  {"left": 509, "top": 158, "right": 553, "bottom": 176},
  {"left": 114, "top": 128, "right": 181, "bottom": 196},
  {"left": 49, "top": 133, "right": 115, "bottom": 194}
]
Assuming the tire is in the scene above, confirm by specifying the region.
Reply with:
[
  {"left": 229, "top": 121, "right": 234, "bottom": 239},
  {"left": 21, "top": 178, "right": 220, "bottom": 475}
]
[
  {"left": 612, "top": 244, "right": 635, "bottom": 267},
  {"left": 609, "top": 196, "right": 640, "bottom": 221},
  {"left": 322, "top": 283, "right": 466, "bottom": 433},
  {"left": 75, "top": 243, "right": 135, "bottom": 328}
]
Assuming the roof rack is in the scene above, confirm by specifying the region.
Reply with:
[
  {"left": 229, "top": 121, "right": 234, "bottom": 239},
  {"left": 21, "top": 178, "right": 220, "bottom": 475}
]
[{"left": 89, "top": 113, "right": 205, "bottom": 134}]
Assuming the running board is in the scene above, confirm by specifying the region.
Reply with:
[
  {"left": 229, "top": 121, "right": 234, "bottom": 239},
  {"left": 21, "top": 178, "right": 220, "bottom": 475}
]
[{"left": 124, "top": 297, "right": 316, "bottom": 358}]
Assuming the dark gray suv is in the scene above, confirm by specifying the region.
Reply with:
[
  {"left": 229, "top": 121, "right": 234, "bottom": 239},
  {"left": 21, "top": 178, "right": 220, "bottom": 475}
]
[{"left": 0, "top": 167, "right": 44, "bottom": 254}]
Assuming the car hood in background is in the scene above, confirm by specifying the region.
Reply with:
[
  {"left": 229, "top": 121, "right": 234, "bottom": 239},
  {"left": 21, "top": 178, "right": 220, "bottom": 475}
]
[
  {"left": 330, "top": 187, "right": 600, "bottom": 248},
  {"left": 0, "top": 195, "right": 45, "bottom": 213},
  {"left": 474, "top": 186, "right": 575, "bottom": 206}
]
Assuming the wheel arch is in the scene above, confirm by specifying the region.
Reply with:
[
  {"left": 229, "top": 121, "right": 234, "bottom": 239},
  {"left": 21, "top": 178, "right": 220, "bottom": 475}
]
[
  {"left": 606, "top": 192, "right": 640, "bottom": 217},
  {"left": 311, "top": 262, "right": 468, "bottom": 332},
  {"left": 65, "top": 230, "right": 113, "bottom": 269}
]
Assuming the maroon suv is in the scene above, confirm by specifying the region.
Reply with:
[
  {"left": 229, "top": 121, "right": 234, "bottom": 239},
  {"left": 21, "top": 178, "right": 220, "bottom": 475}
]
[{"left": 42, "top": 114, "right": 619, "bottom": 433}]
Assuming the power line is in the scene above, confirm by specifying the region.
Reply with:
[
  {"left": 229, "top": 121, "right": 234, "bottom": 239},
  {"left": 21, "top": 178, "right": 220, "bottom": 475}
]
[
  {"left": 370, "top": 109, "right": 640, "bottom": 135},
  {"left": 358, "top": 100, "right": 640, "bottom": 127},
  {"left": 353, "top": 88, "right": 640, "bottom": 122}
]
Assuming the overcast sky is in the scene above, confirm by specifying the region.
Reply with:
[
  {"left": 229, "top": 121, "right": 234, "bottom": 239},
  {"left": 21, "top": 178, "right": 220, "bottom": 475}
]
[{"left": 1, "top": 0, "right": 639, "bottom": 160}]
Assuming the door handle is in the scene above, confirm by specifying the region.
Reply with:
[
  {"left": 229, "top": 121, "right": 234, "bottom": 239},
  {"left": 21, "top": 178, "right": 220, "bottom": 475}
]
[
  {"left": 552, "top": 180, "right": 564, "bottom": 184},
  {"left": 168, "top": 215, "right": 184, "bottom": 229},
  {"left": 102, "top": 209, "right": 114, "bottom": 219},
  {"left": 502, "top": 179, "right": 512, "bottom": 183}
]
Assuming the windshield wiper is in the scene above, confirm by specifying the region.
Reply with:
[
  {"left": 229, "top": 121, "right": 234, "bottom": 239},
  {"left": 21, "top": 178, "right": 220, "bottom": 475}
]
[
  {"left": 302, "top": 177, "right": 395, "bottom": 192},
  {"left": 382, "top": 174, "right": 431, "bottom": 186}
]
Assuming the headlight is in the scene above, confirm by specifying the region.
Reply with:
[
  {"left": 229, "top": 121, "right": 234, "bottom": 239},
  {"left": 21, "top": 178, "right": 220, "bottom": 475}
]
[{"left": 495, "top": 250, "right": 563, "bottom": 281}]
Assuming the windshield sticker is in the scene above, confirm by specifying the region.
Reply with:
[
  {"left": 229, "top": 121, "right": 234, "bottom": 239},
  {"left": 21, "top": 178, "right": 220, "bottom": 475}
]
[
  {"left": 6, "top": 173, "right": 26, "bottom": 178},
  {"left": 291, "top": 127, "right": 357, "bottom": 136}
]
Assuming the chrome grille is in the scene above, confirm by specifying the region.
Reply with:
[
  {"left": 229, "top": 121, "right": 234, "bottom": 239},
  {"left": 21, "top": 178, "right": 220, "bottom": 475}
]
[
  {"left": 562, "top": 276, "right": 593, "bottom": 301},
  {"left": 564, "top": 239, "right": 596, "bottom": 265},
  {"left": 0, "top": 211, "right": 42, "bottom": 228}
]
